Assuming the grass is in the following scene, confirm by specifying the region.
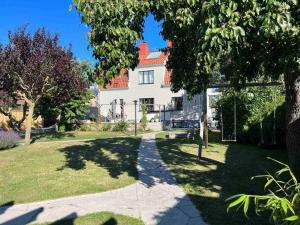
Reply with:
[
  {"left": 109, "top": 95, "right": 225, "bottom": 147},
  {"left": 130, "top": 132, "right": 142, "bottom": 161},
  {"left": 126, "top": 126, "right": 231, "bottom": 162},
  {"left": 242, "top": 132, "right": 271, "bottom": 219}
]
[
  {"left": 28, "top": 131, "right": 141, "bottom": 143},
  {"left": 0, "top": 136, "right": 141, "bottom": 205},
  {"left": 156, "top": 131, "right": 288, "bottom": 225},
  {"left": 36, "top": 212, "right": 144, "bottom": 225}
]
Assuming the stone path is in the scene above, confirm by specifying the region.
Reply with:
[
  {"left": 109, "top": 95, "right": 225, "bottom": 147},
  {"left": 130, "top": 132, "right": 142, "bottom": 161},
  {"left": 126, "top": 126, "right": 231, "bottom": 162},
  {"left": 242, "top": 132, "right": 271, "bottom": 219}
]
[{"left": 0, "top": 133, "right": 207, "bottom": 225}]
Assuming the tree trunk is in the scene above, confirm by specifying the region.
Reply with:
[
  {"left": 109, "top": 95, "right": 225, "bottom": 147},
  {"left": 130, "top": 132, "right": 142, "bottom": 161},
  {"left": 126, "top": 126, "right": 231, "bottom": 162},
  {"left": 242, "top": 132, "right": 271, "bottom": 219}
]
[
  {"left": 285, "top": 73, "right": 300, "bottom": 181},
  {"left": 198, "top": 90, "right": 207, "bottom": 159},
  {"left": 25, "top": 102, "right": 35, "bottom": 145}
]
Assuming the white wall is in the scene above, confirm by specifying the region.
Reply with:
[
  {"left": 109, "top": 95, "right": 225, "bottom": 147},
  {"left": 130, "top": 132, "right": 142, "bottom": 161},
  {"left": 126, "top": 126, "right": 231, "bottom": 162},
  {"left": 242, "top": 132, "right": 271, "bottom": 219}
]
[{"left": 99, "top": 64, "right": 206, "bottom": 122}]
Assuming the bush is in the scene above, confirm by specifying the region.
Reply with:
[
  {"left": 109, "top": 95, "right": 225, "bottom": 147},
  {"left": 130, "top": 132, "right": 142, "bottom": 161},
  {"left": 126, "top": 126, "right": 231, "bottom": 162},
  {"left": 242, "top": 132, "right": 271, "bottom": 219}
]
[
  {"left": 216, "top": 86, "right": 286, "bottom": 147},
  {"left": 58, "top": 124, "right": 66, "bottom": 132},
  {"left": 102, "top": 123, "right": 112, "bottom": 131},
  {"left": 113, "top": 120, "right": 129, "bottom": 132},
  {"left": 140, "top": 103, "right": 148, "bottom": 131},
  {"left": 0, "top": 131, "right": 20, "bottom": 150},
  {"left": 227, "top": 158, "right": 300, "bottom": 225},
  {"left": 80, "top": 123, "right": 90, "bottom": 131}
]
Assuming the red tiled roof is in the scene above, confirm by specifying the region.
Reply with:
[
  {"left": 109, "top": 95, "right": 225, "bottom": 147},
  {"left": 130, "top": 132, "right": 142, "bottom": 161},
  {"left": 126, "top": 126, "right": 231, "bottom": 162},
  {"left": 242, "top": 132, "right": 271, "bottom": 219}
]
[
  {"left": 101, "top": 69, "right": 129, "bottom": 90},
  {"left": 139, "top": 52, "right": 168, "bottom": 66},
  {"left": 102, "top": 42, "right": 172, "bottom": 90},
  {"left": 138, "top": 42, "right": 168, "bottom": 66}
]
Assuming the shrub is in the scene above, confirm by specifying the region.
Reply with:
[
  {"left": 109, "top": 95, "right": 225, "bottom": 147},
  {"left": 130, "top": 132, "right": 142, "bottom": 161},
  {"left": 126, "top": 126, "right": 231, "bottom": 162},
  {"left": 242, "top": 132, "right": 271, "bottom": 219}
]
[
  {"left": 216, "top": 86, "right": 286, "bottom": 147},
  {"left": 227, "top": 158, "right": 300, "bottom": 225},
  {"left": 140, "top": 103, "right": 148, "bottom": 131},
  {"left": 113, "top": 120, "right": 129, "bottom": 132},
  {"left": 0, "top": 131, "right": 20, "bottom": 150},
  {"left": 58, "top": 124, "right": 66, "bottom": 132},
  {"left": 80, "top": 123, "right": 90, "bottom": 131},
  {"left": 102, "top": 123, "right": 112, "bottom": 131}
]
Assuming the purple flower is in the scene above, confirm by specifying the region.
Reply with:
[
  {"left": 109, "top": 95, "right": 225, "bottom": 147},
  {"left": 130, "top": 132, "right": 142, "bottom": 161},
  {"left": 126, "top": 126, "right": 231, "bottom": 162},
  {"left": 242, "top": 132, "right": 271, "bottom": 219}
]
[{"left": 0, "top": 131, "right": 20, "bottom": 150}]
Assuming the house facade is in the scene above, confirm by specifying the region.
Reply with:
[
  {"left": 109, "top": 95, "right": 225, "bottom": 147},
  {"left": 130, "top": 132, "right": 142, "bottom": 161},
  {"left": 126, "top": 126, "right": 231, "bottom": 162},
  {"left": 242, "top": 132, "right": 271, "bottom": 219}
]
[{"left": 97, "top": 42, "right": 219, "bottom": 126}]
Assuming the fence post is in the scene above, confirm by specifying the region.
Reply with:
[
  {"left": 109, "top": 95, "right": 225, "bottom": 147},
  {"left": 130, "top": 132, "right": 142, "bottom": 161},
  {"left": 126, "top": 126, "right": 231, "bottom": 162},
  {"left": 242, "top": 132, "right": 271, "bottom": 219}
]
[
  {"left": 134, "top": 100, "right": 137, "bottom": 136},
  {"left": 163, "top": 105, "right": 166, "bottom": 121},
  {"left": 159, "top": 104, "right": 161, "bottom": 122}
]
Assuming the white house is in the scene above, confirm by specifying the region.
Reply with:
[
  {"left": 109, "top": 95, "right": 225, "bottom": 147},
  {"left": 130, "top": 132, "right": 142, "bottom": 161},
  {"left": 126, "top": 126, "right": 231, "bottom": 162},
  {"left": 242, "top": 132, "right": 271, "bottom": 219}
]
[{"left": 96, "top": 42, "right": 219, "bottom": 127}]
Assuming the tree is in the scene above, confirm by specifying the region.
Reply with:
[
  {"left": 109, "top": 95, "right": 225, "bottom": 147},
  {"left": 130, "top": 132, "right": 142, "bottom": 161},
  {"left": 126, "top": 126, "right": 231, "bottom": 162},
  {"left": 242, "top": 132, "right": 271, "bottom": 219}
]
[
  {"left": 73, "top": 0, "right": 300, "bottom": 179},
  {"left": 35, "top": 60, "right": 93, "bottom": 128},
  {"left": 0, "top": 27, "right": 86, "bottom": 144}
]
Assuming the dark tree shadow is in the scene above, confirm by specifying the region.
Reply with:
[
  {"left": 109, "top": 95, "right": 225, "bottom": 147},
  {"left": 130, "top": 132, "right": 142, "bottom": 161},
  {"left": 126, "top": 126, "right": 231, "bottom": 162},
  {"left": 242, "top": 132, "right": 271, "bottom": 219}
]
[
  {"left": 0, "top": 201, "right": 14, "bottom": 215},
  {"left": 57, "top": 137, "right": 140, "bottom": 179},
  {"left": 46, "top": 213, "right": 77, "bottom": 225},
  {"left": 1, "top": 207, "right": 43, "bottom": 225},
  {"left": 102, "top": 218, "right": 117, "bottom": 225},
  {"left": 156, "top": 131, "right": 288, "bottom": 225}
]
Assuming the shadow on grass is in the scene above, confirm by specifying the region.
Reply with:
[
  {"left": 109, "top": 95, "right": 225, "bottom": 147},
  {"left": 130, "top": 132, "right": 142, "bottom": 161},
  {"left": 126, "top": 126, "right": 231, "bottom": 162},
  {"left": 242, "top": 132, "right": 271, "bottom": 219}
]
[
  {"left": 57, "top": 137, "right": 140, "bottom": 179},
  {"left": 156, "top": 131, "right": 288, "bottom": 225},
  {"left": 40, "top": 213, "right": 118, "bottom": 225}
]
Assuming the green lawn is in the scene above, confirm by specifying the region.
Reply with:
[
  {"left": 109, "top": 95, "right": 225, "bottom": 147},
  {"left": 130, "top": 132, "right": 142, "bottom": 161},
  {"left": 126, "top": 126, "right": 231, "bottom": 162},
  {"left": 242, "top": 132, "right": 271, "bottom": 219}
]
[
  {"left": 29, "top": 131, "right": 140, "bottom": 143},
  {"left": 36, "top": 212, "right": 144, "bottom": 225},
  {"left": 156, "top": 131, "right": 288, "bottom": 225},
  {"left": 0, "top": 135, "right": 141, "bottom": 205}
]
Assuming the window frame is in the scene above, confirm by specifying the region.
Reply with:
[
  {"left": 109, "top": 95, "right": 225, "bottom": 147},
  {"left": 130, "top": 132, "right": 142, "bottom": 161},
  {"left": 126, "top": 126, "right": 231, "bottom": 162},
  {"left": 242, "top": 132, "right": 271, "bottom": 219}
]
[
  {"left": 171, "top": 97, "right": 183, "bottom": 111},
  {"left": 138, "top": 70, "right": 154, "bottom": 85},
  {"left": 139, "top": 98, "right": 155, "bottom": 112}
]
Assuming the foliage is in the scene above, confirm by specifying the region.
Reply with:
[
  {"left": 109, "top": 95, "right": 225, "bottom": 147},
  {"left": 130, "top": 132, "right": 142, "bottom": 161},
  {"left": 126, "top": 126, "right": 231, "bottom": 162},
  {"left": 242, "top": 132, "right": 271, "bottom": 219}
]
[
  {"left": 73, "top": 0, "right": 298, "bottom": 91},
  {"left": 216, "top": 86, "right": 285, "bottom": 146},
  {"left": 59, "top": 90, "right": 94, "bottom": 131},
  {"left": 35, "top": 60, "right": 91, "bottom": 128},
  {"left": 102, "top": 123, "right": 112, "bottom": 132},
  {"left": 0, "top": 131, "right": 20, "bottom": 150},
  {"left": 73, "top": 0, "right": 149, "bottom": 84},
  {"left": 140, "top": 103, "right": 148, "bottom": 131},
  {"left": 227, "top": 158, "right": 300, "bottom": 225},
  {"left": 113, "top": 120, "right": 129, "bottom": 132},
  {"left": 74, "top": 0, "right": 300, "bottom": 178},
  {"left": 79, "top": 123, "right": 91, "bottom": 132},
  {"left": 0, "top": 26, "right": 86, "bottom": 144}
]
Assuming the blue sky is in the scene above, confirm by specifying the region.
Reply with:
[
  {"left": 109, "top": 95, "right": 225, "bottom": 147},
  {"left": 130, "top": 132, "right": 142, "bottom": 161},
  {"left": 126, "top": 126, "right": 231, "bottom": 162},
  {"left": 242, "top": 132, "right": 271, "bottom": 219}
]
[{"left": 0, "top": 0, "right": 166, "bottom": 62}]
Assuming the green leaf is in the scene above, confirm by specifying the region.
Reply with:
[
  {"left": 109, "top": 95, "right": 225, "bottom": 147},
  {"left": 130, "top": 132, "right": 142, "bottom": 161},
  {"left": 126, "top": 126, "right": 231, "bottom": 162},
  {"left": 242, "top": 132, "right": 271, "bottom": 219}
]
[
  {"left": 243, "top": 196, "right": 250, "bottom": 216},
  {"left": 227, "top": 195, "right": 246, "bottom": 211},
  {"left": 285, "top": 215, "right": 300, "bottom": 221}
]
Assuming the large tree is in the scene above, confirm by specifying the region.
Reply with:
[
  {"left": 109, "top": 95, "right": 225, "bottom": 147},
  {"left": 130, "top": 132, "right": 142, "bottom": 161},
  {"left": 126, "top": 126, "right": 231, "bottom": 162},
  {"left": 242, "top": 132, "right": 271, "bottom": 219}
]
[
  {"left": 0, "top": 27, "right": 86, "bottom": 144},
  {"left": 74, "top": 0, "right": 300, "bottom": 179}
]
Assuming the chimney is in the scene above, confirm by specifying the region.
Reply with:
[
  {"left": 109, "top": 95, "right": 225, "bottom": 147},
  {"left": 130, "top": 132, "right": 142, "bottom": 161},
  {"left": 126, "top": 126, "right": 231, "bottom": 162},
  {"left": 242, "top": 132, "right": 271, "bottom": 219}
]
[
  {"left": 139, "top": 42, "right": 149, "bottom": 60},
  {"left": 167, "top": 40, "right": 173, "bottom": 48}
]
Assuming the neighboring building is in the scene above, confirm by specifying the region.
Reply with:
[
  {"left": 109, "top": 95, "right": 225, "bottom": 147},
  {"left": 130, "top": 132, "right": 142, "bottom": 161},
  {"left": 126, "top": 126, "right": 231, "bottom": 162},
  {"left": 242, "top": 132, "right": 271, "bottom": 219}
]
[
  {"left": 207, "top": 88, "right": 222, "bottom": 128},
  {"left": 97, "top": 42, "right": 218, "bottom": 126}
]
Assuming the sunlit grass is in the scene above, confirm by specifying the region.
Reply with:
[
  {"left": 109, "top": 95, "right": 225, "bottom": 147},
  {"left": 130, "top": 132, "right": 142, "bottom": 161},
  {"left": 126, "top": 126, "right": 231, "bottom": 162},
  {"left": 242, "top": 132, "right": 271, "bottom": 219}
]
[
  {"left": 0, "top": 136, "right": 141, "bottom": 205},
  {"left": 156, "top": 131, "right": 288, "bottom": 225}
]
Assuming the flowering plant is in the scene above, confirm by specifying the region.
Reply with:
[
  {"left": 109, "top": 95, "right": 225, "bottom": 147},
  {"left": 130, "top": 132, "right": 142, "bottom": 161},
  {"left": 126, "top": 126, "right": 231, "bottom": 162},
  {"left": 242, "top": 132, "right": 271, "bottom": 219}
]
[{"left": 0, "top": 131, "right": 20, "bottom": 150}]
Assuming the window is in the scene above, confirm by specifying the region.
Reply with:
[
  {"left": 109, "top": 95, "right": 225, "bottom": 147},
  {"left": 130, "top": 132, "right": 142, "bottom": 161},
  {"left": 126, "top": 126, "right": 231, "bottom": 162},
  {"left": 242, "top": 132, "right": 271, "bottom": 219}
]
[
  {"left": 139, "top": 70, "right": 154, "bottom": 84},
  {"left": 139, "top": 98, "right": 154, "bottom": 112},
  {"left": 172, "top": 97, "right": 183, "bottom": 110}
]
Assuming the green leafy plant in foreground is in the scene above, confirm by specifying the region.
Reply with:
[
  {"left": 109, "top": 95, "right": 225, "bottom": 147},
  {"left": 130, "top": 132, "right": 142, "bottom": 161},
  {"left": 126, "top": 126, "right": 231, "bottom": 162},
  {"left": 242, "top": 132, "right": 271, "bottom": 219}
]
[{"left": 227, "top": 158, "right": 300, "bottom": 225}]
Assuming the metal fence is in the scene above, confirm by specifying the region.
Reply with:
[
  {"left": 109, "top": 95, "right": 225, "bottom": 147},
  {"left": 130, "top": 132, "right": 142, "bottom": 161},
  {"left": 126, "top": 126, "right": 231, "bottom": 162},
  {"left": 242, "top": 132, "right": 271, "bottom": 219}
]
[{"left": 88, "top": 102, "right": 202, "bottom": 130}]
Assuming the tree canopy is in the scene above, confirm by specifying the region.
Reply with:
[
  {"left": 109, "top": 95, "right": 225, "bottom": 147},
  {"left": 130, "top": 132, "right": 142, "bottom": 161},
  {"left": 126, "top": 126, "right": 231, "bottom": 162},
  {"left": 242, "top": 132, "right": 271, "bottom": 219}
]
[
  {"left": 0, "top": 27, "right": 87, "bottom": 144},
  {"left": 74, "top": 0, "right": 300, "bottom": 180}
]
